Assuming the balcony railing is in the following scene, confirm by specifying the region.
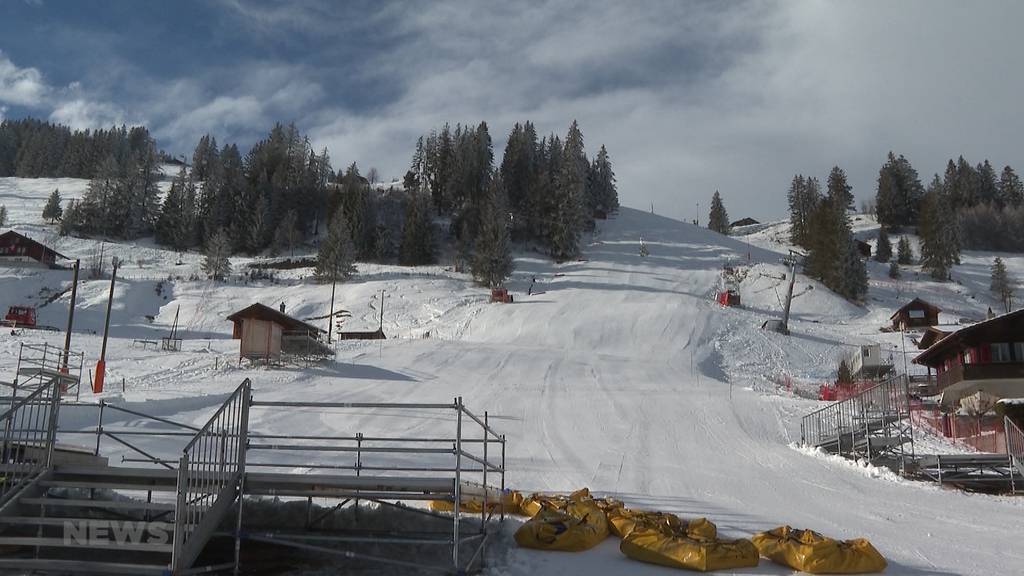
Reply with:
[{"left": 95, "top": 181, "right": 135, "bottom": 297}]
[{"left": 935, "top": 362, "right": 1024, "bottom": 391}]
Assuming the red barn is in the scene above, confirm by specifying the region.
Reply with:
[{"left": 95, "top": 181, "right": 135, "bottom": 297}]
[{"left": 0, "top": 231, "right": 66, "bottom": 268}]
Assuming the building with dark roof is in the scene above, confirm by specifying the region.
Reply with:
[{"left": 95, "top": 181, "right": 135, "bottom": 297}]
[
  {"left": 913, "top": 309, "right": 1024, "bottom": 407},
  {"left": 0, "top": 231, "right": 67, "bottom": 268}
]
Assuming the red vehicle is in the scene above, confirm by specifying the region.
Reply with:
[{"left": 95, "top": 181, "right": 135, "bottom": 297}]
[
  {"left": 4, "top": 306, "right": 37, "bottom": 327},
  {"left": 490, "top": 287, "right": 513, "bottom": 303},
  {"left": 716, "top": 289, "right": 740, "bottom": 307}
]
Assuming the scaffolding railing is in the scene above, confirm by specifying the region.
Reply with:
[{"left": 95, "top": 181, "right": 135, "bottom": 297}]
[
  {"left": 0, "top": 378, "right": 61, "bottom": 507},
  {"left": 10, "top": 342, "right": 84, "bottom": 400},
  {"left": 1006, "top": 416, "right": 1024, "bottom": 493},
  {"left": 801, "top": 374, "right": 914, "bottom": 470},
  {"left": 171, "top": 379, "right": 251, "bottom": 573},
  {"left": 245, "top": 396, "right": 506, "bottom": 575}
]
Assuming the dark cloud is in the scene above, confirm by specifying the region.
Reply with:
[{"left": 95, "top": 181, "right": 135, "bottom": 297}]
[{"left": 1, "top": 1, "right": 1022, "bottom": 221}]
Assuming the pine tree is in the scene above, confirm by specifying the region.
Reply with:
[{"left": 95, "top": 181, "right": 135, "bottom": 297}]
[
  {"left": 888, "top": 260, "right": 901, "bottom": 279},
  {"left": 806, "top": 181, "right": 865, "bottom": 299},
  {"left": 399, "top": 191, "right": 435, "bottom": 266},
  {"left": 273, "top": 210, "right": 302, "bottom": 257},
  {"left": 315, "top": 209, "right": 357, "bottom": 282},
  {"left": 897, "top": 236, "right": 914, "bottom": 265},
  {"left": 838, "top": 240, "right": 868, "bottom": 300},
  {"left": 919, "top": 175, "right": 959, "bottom": 280},
  {"left": 202, "top": 229, "right": 232, "bottom": 281},
  {"left": 471, "top": 174, "right": 514, "bottom": 288},
  {"left": 875, "top": 227, "right": 892, "bottom": 263},
  {"left": 0, "top": 204, "right": 6, "bottom": 228},
  {"left": 805, "top": 196, "right": 845, "bottom": 290},
  {"left": 876, "top": 152, "right": 924, "bottom": 229},
  {"left": 990, "top": 257, "right": 1015, "bottom": 313},
  {"left": 590, "top": 144, "right": 617, "bottom": 213},
  {"left": 191, "top": 134, "right": 218, "bottom": 181},
  {"left": 42, "top": 189, "right": 62, "bottom": 223},
  {"left": 548, "top": 124, "right": 586, "bottom": 261},
  {"left": 787, "top": 174, "right": 821, "bottom": 247},
  {"left": 827, "top": 166, "right": 854, "bottom": 212},
  {"left": 707, "top": 190, "right": 730, "bottom": 234},
  {"left": 976, "top": 160, "right": 999, "bottom": 206},
  {"left": 156, "top": 168, "right": 195, "bottom": 250},
  {"left": 999, "top": 166, "right": 1024, "bottom": 208}
]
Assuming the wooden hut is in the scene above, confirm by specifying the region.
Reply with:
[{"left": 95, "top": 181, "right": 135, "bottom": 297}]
[
  {"left": 890, "top": 298, "right": 941, "bottom": 331},
  {"left": 227, "top": 303, "right": 331, "bottom": 363}
]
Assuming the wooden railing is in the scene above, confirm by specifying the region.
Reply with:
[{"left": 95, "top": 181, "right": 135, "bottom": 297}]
[{"left": 935, "top": 362, "right": 1024, "bottom": 391}]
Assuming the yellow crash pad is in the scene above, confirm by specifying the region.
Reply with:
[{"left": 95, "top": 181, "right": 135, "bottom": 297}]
[
  {"left": 621, "top": 525, "right": 759, "bottom": 572},
  {"left": 514, "top": 493, "right": 609, "bottom": 552},
  {"left": 429, "top": 490, "right": 524, "bottom": 515},
  {"left": 520, "top": 487, "right": 593, "bottom": 517},
  {"left": 606, "top": 508, "right": 717, "bottom": 541},
  {"left": 752, "top": 526, "right": 886, "bottom": 574}
]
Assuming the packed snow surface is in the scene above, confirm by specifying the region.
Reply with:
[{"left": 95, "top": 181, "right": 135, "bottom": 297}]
[{"left": 1, "top": 177, "right": 1022, "bottom": 574}]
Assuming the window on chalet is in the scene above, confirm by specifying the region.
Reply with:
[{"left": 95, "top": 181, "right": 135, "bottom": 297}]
[
  {"left": 908, "top": 309, "right": 926, "bottom": 319},
  {"left": 963, "top": 349, "right": 975, "bottom": 364},
  {"left": 1014, "top": 342, "right": 1024, "bottom": 362},
  {"left": 992, "top": 343, "right": 1012, "bottom": 363}
]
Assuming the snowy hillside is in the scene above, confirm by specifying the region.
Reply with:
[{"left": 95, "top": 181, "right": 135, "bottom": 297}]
[{"left": 1, "top": 178, "right": 1023, "bottom": 575}]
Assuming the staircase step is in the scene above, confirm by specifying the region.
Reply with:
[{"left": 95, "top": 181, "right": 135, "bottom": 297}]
[
  {"left": 0, "top": 516, "right": 174, "bottom": 531},
  {"left": 20, "top": 498, "right": 176, "bottom": 511},
  {"left": 0, "top": 558, "right": 170, "bottom": 575},
  {"left": 54, "top": 465, "right": 179, "bottom": 481},
  {"left": 41, "top": 479, "right": 177, "bottom": 492},
  {"left": 0, "top": 536, "right": 172, "bottom": 553}
]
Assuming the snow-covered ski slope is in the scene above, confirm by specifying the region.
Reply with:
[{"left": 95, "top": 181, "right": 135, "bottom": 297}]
[{"left": 1, "top": 176, "right": 1023, "bottom": 574}]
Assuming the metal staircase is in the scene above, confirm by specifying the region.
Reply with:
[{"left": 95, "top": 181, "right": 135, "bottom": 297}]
[
  {"left": 801, "top": 375, "right": 915, "bottom": 471},
  {"left": 0, "top": 376, "right": 251, "bottom": 575},
  {"left": 0, "top": 372, "right": 506, "bottom": 574},
  {"left": 0, "top": 466, "right": 179, "bottom": 574}
]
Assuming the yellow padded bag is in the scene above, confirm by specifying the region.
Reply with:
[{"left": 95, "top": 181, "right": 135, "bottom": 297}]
[
  {"left": 514, "top": 495, "right": 609, "bottom": 552},
  {"left": 620, "top": 526, "right": 759, "bottom": 572},
  {"left": 752, "top": 526, "right": 886, "bottom": 574}
]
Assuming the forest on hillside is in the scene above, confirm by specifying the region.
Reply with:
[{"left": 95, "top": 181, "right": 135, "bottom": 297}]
[{"left": 0, "top": 117, "right": 618, "bottom": 288}]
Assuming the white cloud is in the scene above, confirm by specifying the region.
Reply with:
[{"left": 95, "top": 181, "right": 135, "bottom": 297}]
[
  {"left": 48, "top": 98, "right": 136, "bottom": 130},
  {"left": 0, "top": 51, "right": 49, "bottom": 106},
  {"left": 158, "top": 95, "right": 265, "bottom": 145},
  {"left": 309, "top": 0, "right": 1024, "bottom": 221}
]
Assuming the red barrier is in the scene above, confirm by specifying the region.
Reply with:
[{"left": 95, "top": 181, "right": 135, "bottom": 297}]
[{"left": 910, "top": 405, "right": 1007, "bottom": 454}]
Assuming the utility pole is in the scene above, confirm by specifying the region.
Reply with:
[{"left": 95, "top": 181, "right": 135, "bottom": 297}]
[
  {"left": 327, "top": 274, "right": 337, "bottom": 343},
  {"left": 61, "top": 259, "right": 80, "bottom": 373},
  {"left": 379, "top": 289, "right": 385, "bottom": 332},
  {"left": 95, "top": 257, "right": 118, "bottom": 393}
]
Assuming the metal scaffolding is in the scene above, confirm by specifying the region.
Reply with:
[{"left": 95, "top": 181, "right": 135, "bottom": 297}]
[
  {"left": 801, "top": 374, "right": 915, "bottom": 471},
  {"left": 44, "top": 388, "right": 506, "bottom": 574}
]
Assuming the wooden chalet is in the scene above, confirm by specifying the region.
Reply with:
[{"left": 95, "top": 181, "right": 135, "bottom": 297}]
[
  {"left": 913, "top": 309, "right": 1024, "bottom": 407},
  {"left": 916, "top": 325, "right": 957, "bottom": 350},
  {"left": 855, "top": 239, "right": 872, "bottom": 259},
  {"left": 0, "top": 231, "right": 67, "bottom": 268},
  {"left": 730, "top": 217, "right": 760, "bottom": 228},
  {"left": 890, "top": 298, "right": 941, "bottom": 331},
  {"left": 227, "top": 303, "right": 332, "bottom": 363}
]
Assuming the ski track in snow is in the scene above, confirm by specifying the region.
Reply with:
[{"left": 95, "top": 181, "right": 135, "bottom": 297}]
[{"left": 1, "top": 177, "right": 1023, "bottom": 574}]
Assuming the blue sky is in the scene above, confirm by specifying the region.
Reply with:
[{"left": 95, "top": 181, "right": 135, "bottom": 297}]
[{"left": 3, "top": 0, "right": 1024, "bottom": 221}]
